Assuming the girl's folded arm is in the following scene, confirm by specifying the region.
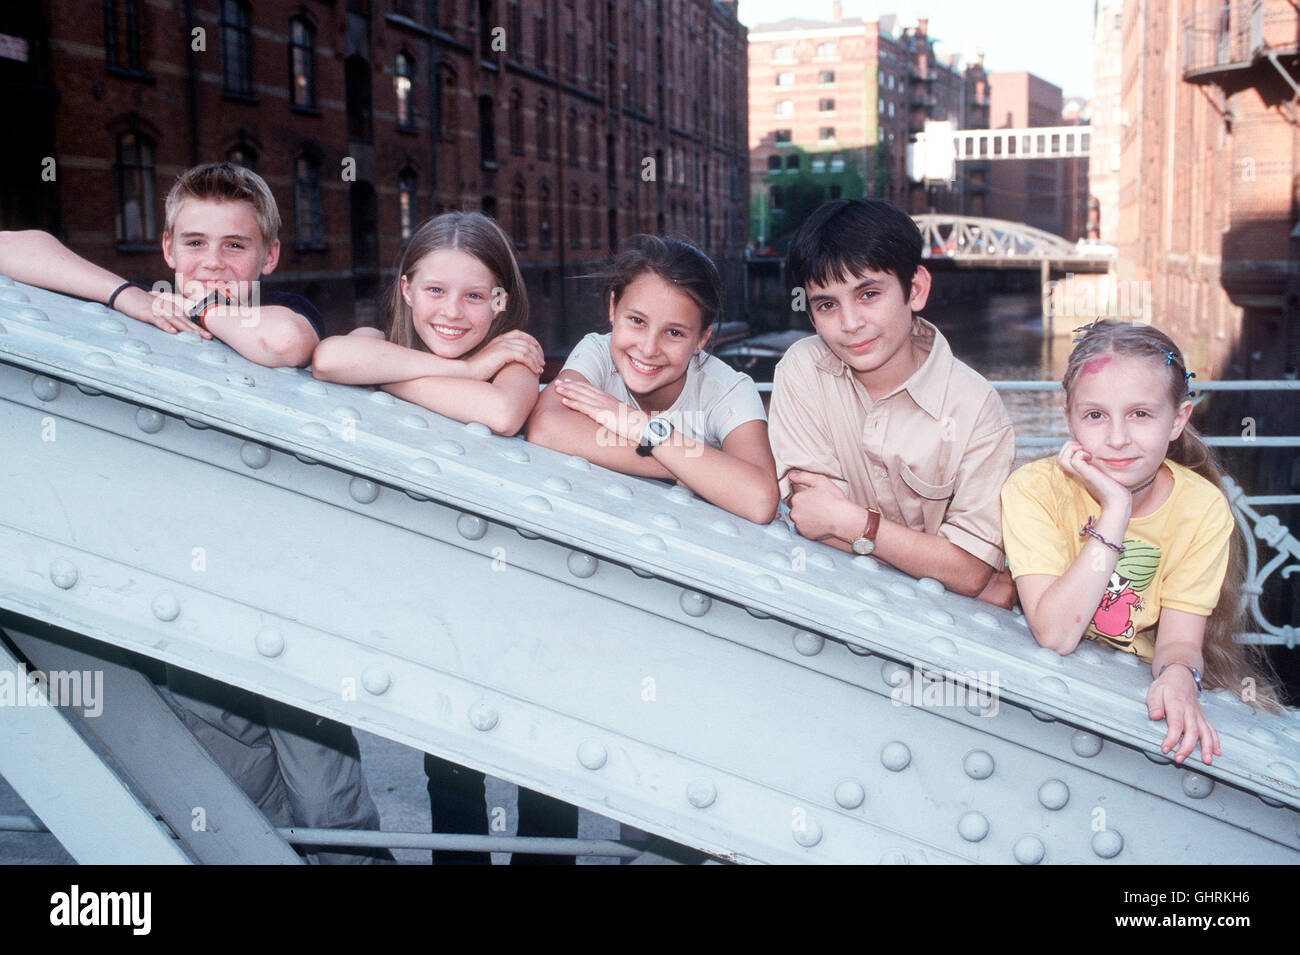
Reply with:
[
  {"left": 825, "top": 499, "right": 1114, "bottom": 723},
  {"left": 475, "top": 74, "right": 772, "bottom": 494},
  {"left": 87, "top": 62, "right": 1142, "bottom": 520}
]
[
  {"left": 383, "top": 360, "right": 540, "bottom": 435},
  {"left": 649, "top": 419, "right": 780, "bottom": 524},
  {"left": 311, "top": 335, "right": 475, "bottom": 384},
  {"left": 525, "top": 373, "right": 675, "bottom": 479},
  {"left": 1014, "top": 564, "right": 1114, "bottom": 654}
]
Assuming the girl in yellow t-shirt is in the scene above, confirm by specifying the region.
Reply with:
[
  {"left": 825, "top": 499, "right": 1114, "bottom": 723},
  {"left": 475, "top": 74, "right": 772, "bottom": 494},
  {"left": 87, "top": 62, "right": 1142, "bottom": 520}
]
[{"left": 1000, "top": 320, "right": 1281, "bottom": 766}]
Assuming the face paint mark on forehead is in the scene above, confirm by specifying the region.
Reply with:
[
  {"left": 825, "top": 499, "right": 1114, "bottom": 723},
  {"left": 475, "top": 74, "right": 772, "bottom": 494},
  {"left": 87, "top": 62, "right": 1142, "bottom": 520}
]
[{"left": 1079, "top": 355, "right": 1112, "bottom": 377}]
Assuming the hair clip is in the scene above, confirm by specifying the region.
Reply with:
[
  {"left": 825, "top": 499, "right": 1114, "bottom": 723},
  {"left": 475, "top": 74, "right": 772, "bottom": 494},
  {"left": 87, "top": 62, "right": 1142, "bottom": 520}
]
[
  {"left": 1071, "top": 318, "right": 1103, "bottom": 343},
  {"left": 1186, "top": 370, "right": 1197, "bottom": 399}
]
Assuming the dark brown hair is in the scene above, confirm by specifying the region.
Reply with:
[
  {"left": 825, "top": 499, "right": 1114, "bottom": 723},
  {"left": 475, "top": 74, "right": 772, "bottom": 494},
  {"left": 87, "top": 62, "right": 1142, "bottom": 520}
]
[
  {"left": 1064, "top": 319, "right": 1281, "bottom": 708},
  {"left": 598, "top": 235, "right": 721, "bottom": 336},
  {"left": 385, "top": 211, "right": 528, "bottom": 354}
]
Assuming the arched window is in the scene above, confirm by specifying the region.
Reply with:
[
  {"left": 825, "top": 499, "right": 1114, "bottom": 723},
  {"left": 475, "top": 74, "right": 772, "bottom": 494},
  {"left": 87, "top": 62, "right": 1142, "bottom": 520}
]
[
  {"left": 114, "top": 130, "right": 156, "bottom": 243},
  {"left": 295, "top": 153, "right": 324, "bottom": 248},
  {"left": 395, "top": 52, "right": 414, "bottom": 129},
  {"left": 589, "top": 188, "right": 600, "bottom": 249},
  {"left": 509, "top": 89, "right": 524, "bottom": 155},
  {"left": 345, "top": 54, "right": 374, "bottom": 142},
  {"left": 289, "top": 16, "right": 315, "bottom": 109},
  {"left": 511, "top": 179, "right": 527, "bottom": 249},
  {"left": 479, "top": 95, "right": 496, "bottom": 164},
  {"left": 398, "top": 168, "right": 417, "bottom": 243},
  {"left": 566, "top": 108, "right": 577, "bottom": 165},
  {"left": 539, "top": 181, "right": 552, "bottom": 248},
  {"left": 221, "top": 0, "right": 253, "bottom": 97},
  {"left": 436, "top": 65, "right": 458, "bottom": 142},
  {"left": 568, "top": 187, "right": 581, "bottom": 248},
  {"left": 587, "top": 114, "right": 599, "bottom": 170},
  {"left": 536, "top": 98, "right": 549, "bottom": 158}
]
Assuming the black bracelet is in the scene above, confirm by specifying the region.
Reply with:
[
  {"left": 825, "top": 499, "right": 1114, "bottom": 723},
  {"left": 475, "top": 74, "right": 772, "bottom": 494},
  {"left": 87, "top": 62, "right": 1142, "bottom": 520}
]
[{"left": 106, "top": 281, "right": 133, "bottom": 311}]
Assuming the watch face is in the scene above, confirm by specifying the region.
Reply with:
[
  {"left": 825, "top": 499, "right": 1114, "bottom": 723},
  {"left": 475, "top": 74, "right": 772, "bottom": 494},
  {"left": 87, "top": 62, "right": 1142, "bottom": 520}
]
[
  {"left": 648, "top": 419, "right": 671, "bottom": 439},
  {"left": 852, "top": 537, "right": 874, "bottom": 556}
]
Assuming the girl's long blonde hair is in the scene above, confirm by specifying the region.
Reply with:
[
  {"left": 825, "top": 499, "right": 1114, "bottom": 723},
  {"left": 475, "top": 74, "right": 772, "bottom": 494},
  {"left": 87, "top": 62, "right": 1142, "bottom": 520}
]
[
  {"left": 385, "top": 211, "right": 528, "bottom": 355},
  {"left": 1064, "top": 320, "right": 1283, "bottom": 709}
]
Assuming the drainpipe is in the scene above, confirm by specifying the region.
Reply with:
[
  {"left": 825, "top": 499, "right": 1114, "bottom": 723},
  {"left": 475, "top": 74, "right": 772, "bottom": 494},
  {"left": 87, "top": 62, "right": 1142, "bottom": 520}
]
[{"left": 184, "top": 0, "right": 200, "bottom": 165}]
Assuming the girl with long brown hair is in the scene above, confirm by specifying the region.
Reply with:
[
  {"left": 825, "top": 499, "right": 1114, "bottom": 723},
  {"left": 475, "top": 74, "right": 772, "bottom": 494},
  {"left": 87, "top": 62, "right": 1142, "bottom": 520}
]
[{"left": 1001, "top": 320, "right": 1282, "bottom": 766}]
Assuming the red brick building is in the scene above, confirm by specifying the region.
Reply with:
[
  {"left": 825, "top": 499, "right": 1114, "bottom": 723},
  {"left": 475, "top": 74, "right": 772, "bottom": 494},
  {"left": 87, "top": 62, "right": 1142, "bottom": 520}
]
[{"left": 0, "top": 0, "right": 750, "bottom": 351}]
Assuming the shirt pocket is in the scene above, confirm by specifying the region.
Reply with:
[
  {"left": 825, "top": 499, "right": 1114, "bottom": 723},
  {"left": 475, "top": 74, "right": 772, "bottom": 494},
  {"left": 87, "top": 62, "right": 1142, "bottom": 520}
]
[{"left": 898, "top": 464, "right": 957, "bottom": 534}]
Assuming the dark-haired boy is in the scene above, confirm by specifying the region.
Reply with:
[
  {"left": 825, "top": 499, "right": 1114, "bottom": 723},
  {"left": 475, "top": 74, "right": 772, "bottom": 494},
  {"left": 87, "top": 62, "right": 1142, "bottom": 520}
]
[{"left": 769, "top": 198, "right": 1016, "bottom": 607}]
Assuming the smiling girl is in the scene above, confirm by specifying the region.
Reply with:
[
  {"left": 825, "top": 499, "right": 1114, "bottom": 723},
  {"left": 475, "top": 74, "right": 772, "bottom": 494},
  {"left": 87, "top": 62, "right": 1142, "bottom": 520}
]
[
  {"left": 527, "top": 236, "right": 779, "bottom": 524},
  {"left": 311, "top": 212, "right": 542, "bottom": 435},
  {"left": 1000, "top": 320, "right": 1281, "bottom": 765}
]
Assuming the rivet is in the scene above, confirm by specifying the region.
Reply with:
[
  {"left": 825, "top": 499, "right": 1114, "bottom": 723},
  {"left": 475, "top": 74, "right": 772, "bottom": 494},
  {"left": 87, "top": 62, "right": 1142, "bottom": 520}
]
[
  {"left": 666, "top": 486, "right": 693, "bottom": 505},
  {"left": 792, "top": 631, "right": 824, "bottom": 656},
  {"left": 522, "top": 495, "right": 552, "bottom": 513},
  {"left": 122, "top": 339, "right": 150, "bottom": 356},
  {"left": 410, "top": 458, "right": 441, "bottom": 476},
  {"left": 501, "top": 446, "right": 530, "bottom": 464},
  {"left": 858, "top": 585, "right": 886, "bottom": 602},
  {"left": 1249, "top": 727, "right": 1278, "bottom": 745},
  {"left": 807, "top": 552, "right": 835, "bottom": 570},
  {"left": 637, "top": 534, "right": 666, "bottom": 553},
  {"left": 76, "top": 383, "right": 104, "bottom": 396},
  {"left": 881, "top": 661, "right": 909, "bottom": 687},
  {"left": 1267, "top": 761, "right": 1299, "bottom": 785},
  {"left": 464, "top": 421, "right": 492, "bottom": 437},
  {"left": 198, "top": 350, "right": 227, "bottom": 365},
  {"left": 793, "top": 820, "right": 822, "bottom": 847},
  {"left": 1039, "top": 676, "right": 1069, "bottom": 695},
  {"left": 754, "top": 574, "right": 781, "bottom": 592},
  {"left": 299, "top": 380, "right": 328, "bottom": 396},
  {"left": 255, "top": 629, "right": 285, "bottom": 658},
  {"left": 971, "top": 611, "right": 1001, "bottom": 629},
  {"left": 399, "top": 413, "right": 428, "bottom": 429},
  {"left": 761, "top": 551, "right": 788, "bottom": 571},
  {"left": 880, "top": 849, "right": 910, "bottom": 864},
  {"left": 1034, "top": 647, "right": 1066, "bottom": 668},
  {"left": 361, "top": 665, "right": 391, "bottom": 695},
  {"left": 0, "top": 288, "right": 29, "bottom": 303},
  {"left": 925, "top": 609, "right": 955, "bottom": 627},
  {"left": 183, "top": 416, "right": 208, "bottom": 429},
  {"left": 468, "top": 701, "right": 499, "bottom": 731},
  {"left": 433, "top": 439, "right": 465, "bottom": 456},
  {"left": 917, "top": 577, "right": 945, "bottom": 595},
  {"left": 604, "top": 483, "right": 633, "bottom": 500},
  {"left": 958, "top": 811, "right": 989, "bottom": 842},
  {"left": 764, "top": 522, "right": 792, "bottom": 541},
  {"left": 457, "top": 513, "right": 488, "bottom": 540},
  {"left": 1070, "top": 731, "right": 1103, "bottom": 758},
  {"left": 577, "top": 740, "right": 607, "bottom": 770},
  {"left": 632, "top": 565, "right": 655, "bottom": 578},
  {"left": 31, "top": 376, "right": 60, "bottom": 401},
  {"left": 567, "top": 552, "right": 598, "bottom": 578},
  {"left": 889, "top": 581, "right": 916, "bottom": 598},
  {"left": 710, "top": 519, "right": 740, "bottom": 536},
  {"left": 349, "top": 478, "right": 379, "bottom": 504},
  {"left": 963, "top": 750, "right": 995, "bottom": 780},
  {"left": 652, "top": 513, "right": 681, "bottom": 530},
  {"left": 847, "top": 642, "right": 872, "bottom": 656},
  {"left": 881, "top": 741, "right": 911, "bottom": 772},
  {"left": 15, "top": 306, "right": 48, "bottom": 323},
  {"left": 77, "top": 300, "right": 108, "bottom": 314},
  {"left": 686, "top": 779, "right": 716, "bottom": 808},
  {"left": 1180, "top": 772, "right": 1214, "bottom": 799},
  {"left": 853, "top": 609, "right": 882, "bottom": 631},
  {"left": 49, "top": 560, "right": 78, "bottom": 590},
  {"left": 1091, "top": 829, "right": 1123, "bottom": 859},
  {"left": 928, "top": 635, "right": 958, "bottom": 654},
  {"left": 1143, "top": 751, "right": 1172, "bottom": 765},
  {"left": 301, "top": 422, "right": 331, "bottom": 439},
  {"left": 151, "top": 592, "right": 180, "bottom": 622},
  {"left": 1013, "top": 836, "right": 1045, "bottom": 865},
  {"left": 190, "top": 385, "right": 220, "bottom": 402},
  {"left": 240, "top": 442, "right": 270, "bottom": 469},
  {"left": 1030, "top": 709, "right": 1056, "bottom": 722},
  {"left": 563, "top": 455, "right": 589, "bottom": 470},
  {"left": 1072, "top": 642, "right": 1104, "bottom": 664},
  {"left": 834, "top": 780, "right": 865, "bottom": 809},
  {"left": 368, "top": 390, "right": 396, "bottom": 405},
  {"left": 1038, "top": 779, "right": 1070, "bottom": 810},
  {"left": 273, "top": 365, "right": 300, "bottom": 376},
  {"left": 293, "top": 453, "right": 319, "bottom": 466},
  {"left": 964, "top": 700, "right": 988, "bottom": 717},
  {"left": 96, "top": 317, "right": 126, "bottom": 334},
  {"left": 745, "top": 606, "right": 771, "bottom": 619},
  {"left": 679, "top": 590, "right": 711, "bottom": 617},
  {"left": 544, "top": 476, "right": 572, "bottom": 493},
  {"left": 1260, "top": 795, "right": 1285, "bottom": 808},
  {"left": 332, "top": 405, "right": 361, "bottom": 423},
  {"left": 517, "top": 527, "right": 541, "bottom": 540}
]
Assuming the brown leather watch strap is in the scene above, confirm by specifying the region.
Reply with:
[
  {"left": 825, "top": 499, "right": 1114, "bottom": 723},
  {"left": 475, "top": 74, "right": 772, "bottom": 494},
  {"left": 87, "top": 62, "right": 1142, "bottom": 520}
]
[{"left": 862, "top": 507, "right": 881, "bottom": 541}]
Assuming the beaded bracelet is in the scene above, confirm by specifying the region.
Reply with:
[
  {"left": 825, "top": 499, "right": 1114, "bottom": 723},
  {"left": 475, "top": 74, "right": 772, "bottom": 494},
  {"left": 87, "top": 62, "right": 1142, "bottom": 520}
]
[{"left": 1080, "top": 515, "right": 1125, "bottom": 554}]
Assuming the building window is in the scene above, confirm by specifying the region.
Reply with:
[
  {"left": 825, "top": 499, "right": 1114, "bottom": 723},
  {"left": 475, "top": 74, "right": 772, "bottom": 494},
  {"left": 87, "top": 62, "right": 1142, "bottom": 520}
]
[
  {"left": 767, "top": 155, "right": 781, "bottom": 172},
  {"left": 227, "top": 143, "right": 257, "bottom": 170},
  {"left": 566, "top": 108, "right": 578, "bottom": 164},
  {"left": 818, "top": 70, "right": 834, "bottom": 85},
  {"left": 829, "top": 184, "right": 842, "bottom": 199},
  {"left": 590, "top": 188, "right": 600, "bottom": 248},
  {"left": 510, "top": 180, "right": 527, "bottom": 248},
  {"left": 346, "top": 55, "right": 374, "bottom": 142},
  {"left": 811, "top": 155, "right": 825, "bottom": 173},
  {"left": 535, "top": 12, "right": 547, "bottom": 69},
  {"left": 819, "top": 98, "right": 835, "bottom": 113},
  {"left": 479, "top": 0, "right": 495, "bottom": 59},
  {"left": 775, "top": 100, "right": 793, "bottom": 116},
  {"left": 508, "top": 1, "right": 522, "bottom": 58},
  {"left": 888, "top": 102, "right": 894, "bottom": 117},
  {"left": 289, "top": 17, "right": 315, "bottom": 109},
  {"left": 536, "top": 98, "right": 550, "bottom": 158},
  {"left": 773, "top": 44, "right": 793, "bottom": 62},
  {"left": 398, "top": 168, "right": 417, "bottom": 243},
  {"left": 775, "top": 71, "right": 794, "bottom": 87},
  {"left": 103, "top": 0, "right": 144, "bottom": 72},
  {"left": 829, "top": 152, "right": 845, "bottom": 172},
  {"left": 436, "top": 66, "right": 457, "bottom": 141},
  {"left": 395, "top": 52, "right": 415, "bottom": 129},
  {"left": 769, "top": 185, "right": 783, "bottom": 211},
  {"left": 786, "top": 154, "right": 800, "bottom": 173},
  {"left": 818, "top": 127, "right": 835, "bottom": 143},
  {"left": 221, "top": 0, "right": 254, "bottom": 98},
  {"left": 509, "top": 89, "right": 524, "bottom": 154},
  {"left": 539, "top": 182, "right": 552, "bottom": 247},
  {"left": 114, "top": 131, "right": 155, "bottom": 244},
  {"left": 568, "top": 186, "right": 580, "bottom": 248},
  {"left": 479, "top": 95, "right": 497, "bottom": 165},
  {"left": 816, "top": 42, "right": 835, "bottom": 59},
  {"left": 774, "top": 129, "right": 792, "bottom": 144},
  {"left": 888, "top": 73, "right": 895, "bottom": 90},
  {"left": 295, "top": 155, "right": 324, "bottom": 248}
]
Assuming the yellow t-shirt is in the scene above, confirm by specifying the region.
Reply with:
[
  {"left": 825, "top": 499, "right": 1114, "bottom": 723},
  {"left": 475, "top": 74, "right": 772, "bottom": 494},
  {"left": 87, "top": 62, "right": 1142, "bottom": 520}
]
[{"left": 1000, "top": 457, "right": 1234, "bottom": 662}]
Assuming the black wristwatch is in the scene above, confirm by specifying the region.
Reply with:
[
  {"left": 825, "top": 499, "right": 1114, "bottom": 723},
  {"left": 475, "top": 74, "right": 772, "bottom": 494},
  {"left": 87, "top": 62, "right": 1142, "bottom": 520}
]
[{"left": 188, "top": 289, "right": 234, "bottom": 330}]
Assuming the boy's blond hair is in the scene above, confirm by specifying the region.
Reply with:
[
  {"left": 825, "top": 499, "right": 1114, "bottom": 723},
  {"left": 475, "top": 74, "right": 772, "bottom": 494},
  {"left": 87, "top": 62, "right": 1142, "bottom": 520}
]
[{"left": 163, "top": 162, "right": 281, "bottom": 247}]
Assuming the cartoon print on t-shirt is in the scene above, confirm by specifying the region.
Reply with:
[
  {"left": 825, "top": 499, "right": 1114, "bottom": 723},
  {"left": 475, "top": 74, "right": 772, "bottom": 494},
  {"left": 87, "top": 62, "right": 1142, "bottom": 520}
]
[{"left": 1088, "top": 539, "right": 1161, "bottom": 644}]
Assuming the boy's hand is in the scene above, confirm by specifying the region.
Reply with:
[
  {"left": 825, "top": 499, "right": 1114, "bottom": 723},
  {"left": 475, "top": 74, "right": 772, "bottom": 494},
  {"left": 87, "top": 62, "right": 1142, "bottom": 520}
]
[
  {"left": 465, "top": 330, "right": 544, "bottom": 380},
  {"left": 786, "top": 470, "right": 858, "bottom": 542},
  {"left": 1057, "top": 439, "right": 1130, "bottom": 514},
  {"left": 554, "top": 378, "right": 647, "bottom": 446},
  {"left": 115, "top": 287, "right": 211, "bottom": 339},
  {"left": 1147, "top": 665, "right": 1221, "bottom": 765}
]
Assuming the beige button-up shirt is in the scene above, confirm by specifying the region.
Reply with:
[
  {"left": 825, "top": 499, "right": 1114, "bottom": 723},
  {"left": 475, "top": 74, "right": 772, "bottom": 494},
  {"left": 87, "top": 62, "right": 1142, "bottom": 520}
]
[{"left": 769, "top": 317, "right": 1015, "bottom": 570}]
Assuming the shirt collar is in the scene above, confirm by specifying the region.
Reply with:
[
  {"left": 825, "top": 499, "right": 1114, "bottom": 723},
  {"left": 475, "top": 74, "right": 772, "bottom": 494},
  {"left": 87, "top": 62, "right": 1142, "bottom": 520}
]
[{"left": 810, "top": 316, "right": 954, "bottom": 421}]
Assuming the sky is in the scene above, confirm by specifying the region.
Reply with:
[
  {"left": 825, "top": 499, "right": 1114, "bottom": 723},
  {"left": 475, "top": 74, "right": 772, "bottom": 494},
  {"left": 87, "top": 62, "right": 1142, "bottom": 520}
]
[{"left": 736, "top": 0, "right": 1097, "bottom": 99}]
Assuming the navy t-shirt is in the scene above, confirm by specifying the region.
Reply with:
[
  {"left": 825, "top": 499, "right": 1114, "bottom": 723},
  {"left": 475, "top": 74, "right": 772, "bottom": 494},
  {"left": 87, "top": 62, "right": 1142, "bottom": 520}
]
[{"left": 129, "top": 281, "right": 323, "bottom": 338}]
